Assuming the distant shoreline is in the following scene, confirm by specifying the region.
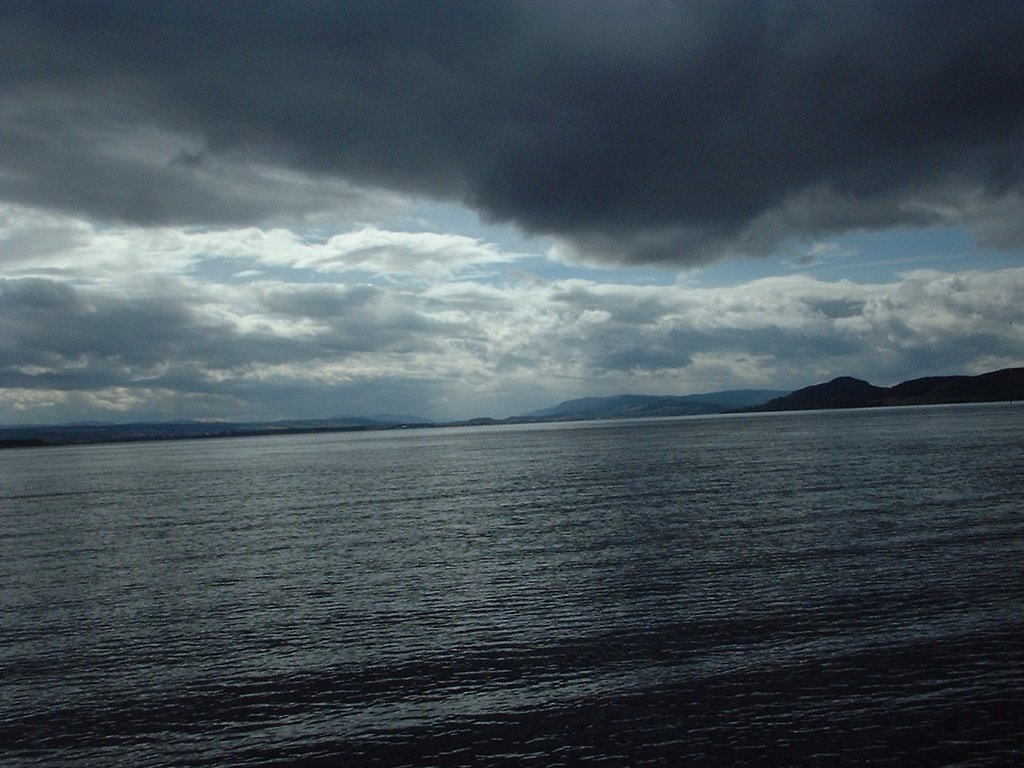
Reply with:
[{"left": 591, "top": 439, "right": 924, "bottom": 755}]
[{"left": 3, "top": 366, "right": 1021, "bottom": 450}]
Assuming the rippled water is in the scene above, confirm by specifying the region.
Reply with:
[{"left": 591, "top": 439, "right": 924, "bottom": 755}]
[{"left": 2, "top": 405, "right": 1023, "bottom": 766}]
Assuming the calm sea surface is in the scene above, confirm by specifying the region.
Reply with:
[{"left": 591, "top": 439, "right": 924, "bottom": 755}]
[{"left": 2, "top": 405, "right": 1023, "bottom": 767}]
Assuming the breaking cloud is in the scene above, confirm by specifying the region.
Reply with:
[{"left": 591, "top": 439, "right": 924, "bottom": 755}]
[
  {"left": 2, "top": 0, "right": 1023, "bottom": 264},
  {"left": 3, "top": 210, "right": 1022, "bottom": 422}
]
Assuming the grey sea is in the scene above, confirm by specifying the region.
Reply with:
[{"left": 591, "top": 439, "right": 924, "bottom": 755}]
[{"left": 2, "top": 404, "right": 1023, "bottom": 767}]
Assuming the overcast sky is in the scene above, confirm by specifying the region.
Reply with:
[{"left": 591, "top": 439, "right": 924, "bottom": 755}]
[{"left": 2, "top": 0, "right": 1023, "bottom": 424}]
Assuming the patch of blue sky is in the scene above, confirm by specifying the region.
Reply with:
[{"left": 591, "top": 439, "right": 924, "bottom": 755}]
[
  {"left": 316, "top": 200, "right": 681, "bottom": 287},
  {"left": 188, "top": 257, "right": 353, "bottom": 286},
  {"left": 502, "top": 255, "right": 677, "bottom": 287},
  {"left": 692, "top": 227, "right": 1022, "bottom": 287},
  {"left": 818, "top": 228, "right": 1022, "bottom": 279},
  {"left": 403, "top": 200, "right": 546, "bottom": 254}
]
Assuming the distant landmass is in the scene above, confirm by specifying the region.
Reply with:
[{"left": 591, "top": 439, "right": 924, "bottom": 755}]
[
  {"left": 2, "top": 368, "right": 1021, "bottom": 448},
  {"left": 521, "top": 390, "right": 788, "bottom": 421},
  {"left": 749, "top": 368, "right": 1023, "bottom": 412},
  {"left": 0, "top": 415, "right": 425, "bottom": 449}
]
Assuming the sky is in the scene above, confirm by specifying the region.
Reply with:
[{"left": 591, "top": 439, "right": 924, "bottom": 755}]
[{"left": 2, "top": 0, "right": 1023, "bottom": 424}]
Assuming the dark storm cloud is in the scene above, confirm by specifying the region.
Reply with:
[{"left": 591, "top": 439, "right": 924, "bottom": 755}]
[{"left": 2, "top": 1, "right": 1023, "bottom": 263}]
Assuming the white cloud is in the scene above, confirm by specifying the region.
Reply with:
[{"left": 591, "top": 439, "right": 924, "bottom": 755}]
[
  {"left": 0, "top": 207, "right": 527, "bottom": 290},
  {"left": 2, "top": 200, "right": 1022, "bottom": 424},
  {"left": 289, "top": 227, "right": 523, "bottom": 280}
]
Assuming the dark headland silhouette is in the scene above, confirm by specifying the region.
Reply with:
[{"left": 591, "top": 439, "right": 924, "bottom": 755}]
[
  {"left": 1, "top": 368, "right": 1021, "bottom": 448},
  {"left": 747, "top": 367, "right": 1023, "bottom": 412}
]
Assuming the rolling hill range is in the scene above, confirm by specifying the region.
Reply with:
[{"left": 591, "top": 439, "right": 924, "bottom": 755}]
[{"left": 520, "top": 390, "right": 787, "bottom": 421}]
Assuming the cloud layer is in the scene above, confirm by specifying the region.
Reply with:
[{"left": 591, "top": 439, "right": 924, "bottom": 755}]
[
  {"left": 3, "top": 211, "right": 1022, "bottom": 422},
  {"left": 2, "top": 3, "right": 1022, "bottom": 423},
  {"left": 3, "top": 1, "right": 1023, "bottom": 264}
]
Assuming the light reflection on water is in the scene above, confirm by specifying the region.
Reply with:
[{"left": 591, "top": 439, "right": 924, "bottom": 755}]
[{"left": 2, "top": 405, "right": 1023, "bottom": 766}]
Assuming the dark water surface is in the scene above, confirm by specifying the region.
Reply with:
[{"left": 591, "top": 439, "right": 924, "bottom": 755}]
[{"left": 2, "top": 405, "right": 1023, "bottom": 766}]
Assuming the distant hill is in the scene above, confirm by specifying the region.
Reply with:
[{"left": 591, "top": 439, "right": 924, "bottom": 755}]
[
  {"left": 751, "top": 368, "right": 1024, "bottom": 412},
  {"left": 521, "top": 390, "right": 788, "bottom": 421},
  {"left": 366, "top": 412, "right": 430, "bottom": 425}
]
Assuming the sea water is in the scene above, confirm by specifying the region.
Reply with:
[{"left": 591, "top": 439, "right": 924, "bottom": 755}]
[{"left": 2, "top": 405, "right": 1022, "bottom": 766}]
